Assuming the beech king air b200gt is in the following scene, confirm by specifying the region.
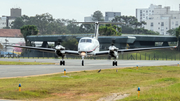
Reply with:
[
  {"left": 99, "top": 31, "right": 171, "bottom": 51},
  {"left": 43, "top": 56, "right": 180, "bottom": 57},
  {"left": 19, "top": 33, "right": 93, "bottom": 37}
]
[{"left": 11, "top": 22, "right": 177, "bottom": 66}]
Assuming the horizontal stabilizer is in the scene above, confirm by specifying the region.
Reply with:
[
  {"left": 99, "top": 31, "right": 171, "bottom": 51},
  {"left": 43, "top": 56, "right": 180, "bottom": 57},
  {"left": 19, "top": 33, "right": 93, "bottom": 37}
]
[{"left": 73, "top": 22, "right": 124, "bottom": 24}]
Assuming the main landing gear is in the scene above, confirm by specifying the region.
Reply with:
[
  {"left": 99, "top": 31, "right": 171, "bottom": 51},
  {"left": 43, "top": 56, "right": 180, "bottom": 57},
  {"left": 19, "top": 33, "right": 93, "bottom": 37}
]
[
  {"left": 60, "top": 56, "right": 65, "bottom": 66},
  {"left": 60, "top": 60, "right": 65, "bottom": 65},
  {"left": 112, "top": 61, "right": 117, "bottom": 66}
]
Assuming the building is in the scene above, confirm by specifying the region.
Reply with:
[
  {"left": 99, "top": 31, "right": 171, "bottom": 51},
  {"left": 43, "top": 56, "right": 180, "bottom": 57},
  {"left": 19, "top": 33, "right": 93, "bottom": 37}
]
[
  {"left": 136, "top": 4, "right": 180, "bottom": 35},
  {"left": 144, "top": 5, "right": 180, "bottom": 35},
  {"left": 0, "top": 17, "right": 6, "bottom": 29},
  {"left": 84, "top": 16, "right": 93, "bottom": 22},
  {"left": 0, "top": 8, "right": 22, "bottom": 29},
  {"left": 11, "top": 8, "right": 21, "bottom": 18},
  {"left": 0, "top": 29, "right": 24, "bottom": 53},
  {"left": 105, "top": 12, "right": 121, "bottom": 21},
  {"left": 136, "top": 4, "right": 159, "bottom": 22}
]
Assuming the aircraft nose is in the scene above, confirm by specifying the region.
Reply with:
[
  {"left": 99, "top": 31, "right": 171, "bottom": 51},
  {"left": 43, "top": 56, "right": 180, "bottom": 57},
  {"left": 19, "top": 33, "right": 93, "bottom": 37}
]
[{"left": 79, "top": 47, "right": 90, "bottom": 52}]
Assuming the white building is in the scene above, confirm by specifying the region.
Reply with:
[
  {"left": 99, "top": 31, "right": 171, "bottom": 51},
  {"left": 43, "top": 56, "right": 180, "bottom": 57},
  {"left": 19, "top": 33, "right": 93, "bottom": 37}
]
[
  {"left": 145, "top": 5, "right": 180, "bottom": 35},
  {"left": 0, "top": 17, "right": 7, "bottom": 29},
  {"left": 136, "top": 4, "right": 180, "bottom": 35},
  {"left": 0, "top": 8, "right": 21, "bottom": 29},
  {"left": 84, "top": 16, "right": 93, "bottom": 22},
  {"left": 136, "top": 4, "right": 159, "bottom": 22},
  {"left": 105, "top": 12, "right": 121, "bottom": 22}
]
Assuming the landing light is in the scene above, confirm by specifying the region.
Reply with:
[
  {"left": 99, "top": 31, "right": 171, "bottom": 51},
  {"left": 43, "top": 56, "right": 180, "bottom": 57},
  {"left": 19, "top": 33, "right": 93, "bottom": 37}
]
[{"left": 80, "top": 52, "right": 86, "bottom": 56}]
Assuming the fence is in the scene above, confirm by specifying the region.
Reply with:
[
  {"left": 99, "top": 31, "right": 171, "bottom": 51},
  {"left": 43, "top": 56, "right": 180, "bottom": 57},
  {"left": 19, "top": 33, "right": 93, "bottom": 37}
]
[{"left": 1, "top": 52, "right": 180, "bottom": 61}]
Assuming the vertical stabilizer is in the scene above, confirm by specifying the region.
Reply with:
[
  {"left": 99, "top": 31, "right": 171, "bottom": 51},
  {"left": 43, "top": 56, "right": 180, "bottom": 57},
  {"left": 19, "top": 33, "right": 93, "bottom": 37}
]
[{"left": 94, "top": 22, "right": 99, "bottom": 39}]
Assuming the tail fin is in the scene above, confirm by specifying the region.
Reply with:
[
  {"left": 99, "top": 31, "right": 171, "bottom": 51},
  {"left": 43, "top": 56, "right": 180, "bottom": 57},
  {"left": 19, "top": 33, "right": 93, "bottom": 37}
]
[{"left": 94, "top": 22, "right": 99, "bottom": 39}]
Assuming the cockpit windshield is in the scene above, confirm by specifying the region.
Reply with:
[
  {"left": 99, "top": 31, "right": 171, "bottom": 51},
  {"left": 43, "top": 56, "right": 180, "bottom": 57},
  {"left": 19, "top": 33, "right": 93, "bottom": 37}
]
[{"left": 80, "top": 39, "right": 92, "bottom": 43}]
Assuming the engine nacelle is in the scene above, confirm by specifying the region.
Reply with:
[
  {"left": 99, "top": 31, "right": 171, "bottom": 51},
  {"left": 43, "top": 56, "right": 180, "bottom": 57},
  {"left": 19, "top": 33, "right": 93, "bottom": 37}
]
[
  {"left": 108, "top": 45, "right": 119, "bottom": 59},
  {"left": 55, "top": 45, "right": 65, "bottom": 50},
  {"left": 55, "top": 45, "right": 65, "bottom": 56}
]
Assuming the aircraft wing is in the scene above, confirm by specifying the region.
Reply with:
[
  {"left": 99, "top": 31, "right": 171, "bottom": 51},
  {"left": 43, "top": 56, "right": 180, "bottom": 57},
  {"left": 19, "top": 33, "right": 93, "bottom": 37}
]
[
  {"left": 10, "top": 45, "right": 55, "bottom": 53},
  {"left": 74, "top": 22, "right": 124, "bottom": 24},
  {"left": 95, "top": 51, "right": 109, "bottom": 56},
  {"left": 95, "top": 46, "right": 176, "bottom": 56},
  {"left": 63, "top": 50, "right": 79, "bottom": 55},
  {"left": 11, "top": 45, "right": 80, "bottom": 55},
  {"left": 118, "top": 46, "right": 176, "bottom": 53}
]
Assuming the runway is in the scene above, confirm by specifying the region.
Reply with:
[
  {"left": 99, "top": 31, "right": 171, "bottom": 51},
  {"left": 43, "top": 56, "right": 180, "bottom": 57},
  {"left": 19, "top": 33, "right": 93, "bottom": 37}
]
[{"left": 0, "top": 58, "right": 179, "bottom": 78}]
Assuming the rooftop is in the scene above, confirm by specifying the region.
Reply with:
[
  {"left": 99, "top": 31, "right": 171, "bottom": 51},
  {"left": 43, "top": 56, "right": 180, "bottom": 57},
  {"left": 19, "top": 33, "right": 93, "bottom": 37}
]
[{"left": 0, "top": 29, "right": 22, "bottom": 37}]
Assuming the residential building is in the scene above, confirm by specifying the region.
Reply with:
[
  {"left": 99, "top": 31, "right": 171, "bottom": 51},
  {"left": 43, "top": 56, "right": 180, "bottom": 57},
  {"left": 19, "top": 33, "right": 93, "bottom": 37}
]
[
  {"left": 144, "top": 5, "right": 180, "bottom": 35},
  {"left": 136, "top": 4, "right": 159, "bottom": 22},
  {"left": 136, "top": 4, "right": 180, "bottom": 35},
  {"left": 0, "top": 17, "right": 6, "bottom": 29},
  {"left": 105, "top": 12, "right": 121, "bottom": 21},
  {"left": 84, "top": 16, "right": 93, "bottom": 22},
  {"left": 0, "top": 8, "right": 21, "bottom": 29}
]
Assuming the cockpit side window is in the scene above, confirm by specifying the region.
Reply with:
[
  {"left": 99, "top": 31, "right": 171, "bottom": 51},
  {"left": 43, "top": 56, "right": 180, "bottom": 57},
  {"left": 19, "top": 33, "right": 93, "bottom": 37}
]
[
  {"left": 80, "top": 39, "right": 86, "bottom": 42},
  {"left": 86, "top": 39, "right": 92, "bottom": 43}
]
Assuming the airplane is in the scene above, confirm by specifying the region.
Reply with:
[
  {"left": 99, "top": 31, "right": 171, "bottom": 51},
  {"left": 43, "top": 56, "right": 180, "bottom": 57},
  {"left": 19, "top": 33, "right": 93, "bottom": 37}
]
[{"left": 11, "top": 22, "right": 177, "bottom": 66}]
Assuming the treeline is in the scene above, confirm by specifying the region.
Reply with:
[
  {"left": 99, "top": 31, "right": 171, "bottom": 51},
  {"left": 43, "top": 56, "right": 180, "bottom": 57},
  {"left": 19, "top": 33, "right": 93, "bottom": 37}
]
[
  {"left": 10, "top": 11, "right": 160, "bottom": 35},
  {"left": 11, "top": 13, "right": 94, "bottom": 34},
  {"left": 112, "top": 16, "right": 159, "bottom": 35}
]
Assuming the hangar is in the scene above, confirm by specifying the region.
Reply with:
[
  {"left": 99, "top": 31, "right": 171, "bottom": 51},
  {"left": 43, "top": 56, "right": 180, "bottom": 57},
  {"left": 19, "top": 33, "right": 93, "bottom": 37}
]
[
  {"left": 26, "top": 34, "right": 177, "bottom": 49},
  {"left": 24, "top": 34, "right": 177, "bottom": 57},
  {"left": 21, "top": 34, "right": 177, "bottom": 57}
]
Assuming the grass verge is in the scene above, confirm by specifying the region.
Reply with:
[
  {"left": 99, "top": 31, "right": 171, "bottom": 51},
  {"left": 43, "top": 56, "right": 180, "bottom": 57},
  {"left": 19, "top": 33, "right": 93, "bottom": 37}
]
[
  {"left": 0, "top": 61, "right": 54, "bottom": 65},
  {"left": 0, "top": 66, "right": 180, "bottom": 100}
]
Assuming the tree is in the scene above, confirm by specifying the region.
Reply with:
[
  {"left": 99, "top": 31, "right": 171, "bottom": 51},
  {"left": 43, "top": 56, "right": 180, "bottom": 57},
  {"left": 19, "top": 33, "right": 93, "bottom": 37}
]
[
  {"left": 99, "top": 24, "right": 121, "bottom": 36},
  {"left": 20, "top": 25, "right": 39, "bottom": 45},
  {"left": 92, "top": 11, "right": 104, "bottom": 21},
  {"left": 79, "top": 24, "right": 94, "bottom": 33},
  {"left": 167, "top": 28, "right": 176, "bottom": 35},
  {"left": 12, "top": 13, "right": 97, "bottom": 35},
  {"left": 66, "top": 19, "right": 80, "bottom": 34},
  {"left": 11, "top": 17, "right": 24, "bottom": 29},
  {"left": 61, "top": 37, "right": 78, "bottom": 50}
]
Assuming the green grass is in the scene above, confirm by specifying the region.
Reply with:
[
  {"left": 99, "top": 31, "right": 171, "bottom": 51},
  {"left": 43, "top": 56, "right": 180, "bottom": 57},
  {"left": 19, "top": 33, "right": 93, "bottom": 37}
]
[
  {"left": 0, "top": 61, "right": 54, "bottom": 65},
  {"left": 1, "top": 66, "right": 180, "bottom": 100}
]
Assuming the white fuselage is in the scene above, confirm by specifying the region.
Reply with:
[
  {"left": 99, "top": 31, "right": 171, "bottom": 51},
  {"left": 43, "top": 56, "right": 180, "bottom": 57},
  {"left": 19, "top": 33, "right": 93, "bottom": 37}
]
[{"left": 78, "top": 37, "right": 99, "bottom": 56}]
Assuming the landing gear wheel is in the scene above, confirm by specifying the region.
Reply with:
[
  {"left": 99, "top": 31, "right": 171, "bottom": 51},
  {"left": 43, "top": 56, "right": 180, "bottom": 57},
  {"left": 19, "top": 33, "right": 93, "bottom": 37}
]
[
  {"left": 112, "top": 61, "right": 114, "bottom": 66},
  {"left": 63, "top": 61, "right": 65, "bottom": 65},
  {"left": 60, "top": 61, "right": 65, "bottom": 66},
  {"left": 112, "top": 61, "right": 117, "bottom": 66},
  {"left": 60, "top": 61, "right": 62, "bottom": 65},
  {"left": 115, "top": 61, "right": 117, "bottom": 66},
  {"left": 82, "top": 60, "right": 84, "bottom": 66}
]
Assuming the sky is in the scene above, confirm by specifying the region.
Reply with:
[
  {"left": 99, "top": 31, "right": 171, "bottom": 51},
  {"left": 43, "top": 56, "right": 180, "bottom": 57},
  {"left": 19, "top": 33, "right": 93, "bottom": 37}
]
[{"left": 0, "top": 0, "right": 180, "bottom": 21}]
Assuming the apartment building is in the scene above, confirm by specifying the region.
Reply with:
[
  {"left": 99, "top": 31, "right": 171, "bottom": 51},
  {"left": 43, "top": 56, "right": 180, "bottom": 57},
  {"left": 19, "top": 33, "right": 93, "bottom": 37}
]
[
  {"left": 0, "top": 17, "right": 6, "bottom": 29},
  {"left": 136, "top": 4, "right": 180, "bottom": 35},
  {"left": 145, "top": 5, "right": 180, "bottom": 35},
  {"left": 136, "top": 4, "right": 159, "bottom": 22},
  {"left": 105, "top": 12, "right": 121, "bottom": 21},
  {"left": 84, "top": 16, "right": 93, "bottom": 22},
  {"left": 0, "top": 8, "right": 21, "bottom": 29}
]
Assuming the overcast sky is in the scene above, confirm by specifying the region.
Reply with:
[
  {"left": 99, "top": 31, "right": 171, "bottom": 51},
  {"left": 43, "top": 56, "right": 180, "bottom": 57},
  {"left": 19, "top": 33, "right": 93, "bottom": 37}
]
[{"left": 0, "top": 0, "right": 179, "bottom": 21}]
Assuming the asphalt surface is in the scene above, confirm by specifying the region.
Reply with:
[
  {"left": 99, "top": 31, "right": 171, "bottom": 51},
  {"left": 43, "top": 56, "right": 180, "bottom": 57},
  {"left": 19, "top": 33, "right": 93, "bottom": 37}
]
[{"left": 0, "top": 58, "right": 179, "bottom": 78}]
